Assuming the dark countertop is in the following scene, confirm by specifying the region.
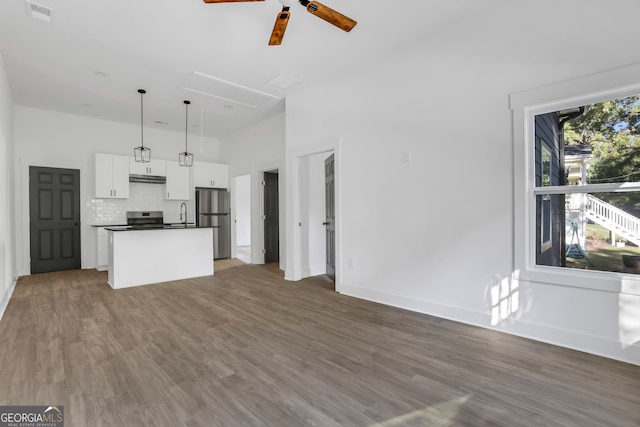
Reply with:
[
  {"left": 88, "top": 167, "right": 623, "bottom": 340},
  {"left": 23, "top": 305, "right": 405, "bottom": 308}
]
[
  {"left": 93, "top": 222, "right": 196, "bottom": 227},
  {"left": 105, "top": 224, "right": 218, "bottom": 232}
]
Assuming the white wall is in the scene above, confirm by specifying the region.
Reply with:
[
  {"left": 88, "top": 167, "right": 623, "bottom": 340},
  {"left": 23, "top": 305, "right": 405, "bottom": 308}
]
[
  {"left": 284, "top": 0, "right": 640, "bottom": 364},
  {"left": 0, "top": 54, "right": 16, "bottom": 319},
  {"left": 219, "top": 112, "right": 285, "bottom": 267},
  {"left": 13, "top": 106, "right": 221, "bottom": 275}
]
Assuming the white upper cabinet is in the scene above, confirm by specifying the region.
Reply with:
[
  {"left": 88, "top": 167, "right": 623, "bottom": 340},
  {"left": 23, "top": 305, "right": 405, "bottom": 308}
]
[
  {"left": 95, "top": 153, "right": 129, "bottom": 198},
  {"left": 165, "top": 161, "right": 190, "bottom": 200},
  {"left": 193, "top": 161, "right": 229, "bottom": 189},
  {"left": 129, "top": 157, "right": 167, "bottom": 177}
]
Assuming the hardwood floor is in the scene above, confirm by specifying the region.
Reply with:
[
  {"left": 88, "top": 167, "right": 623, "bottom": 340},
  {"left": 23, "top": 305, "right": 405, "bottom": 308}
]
[{"left": 0, "top": 261, "right": 638, "bottom": 426}]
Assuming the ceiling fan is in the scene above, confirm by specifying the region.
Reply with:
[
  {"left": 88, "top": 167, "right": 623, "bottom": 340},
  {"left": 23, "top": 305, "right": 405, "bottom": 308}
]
[{"left": 203, "top": 0, "right": 357, "bottom": 45}]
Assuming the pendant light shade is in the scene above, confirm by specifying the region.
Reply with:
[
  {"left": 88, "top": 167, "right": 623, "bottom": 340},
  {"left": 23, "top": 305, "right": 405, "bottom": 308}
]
[
  {"left": 179, "top": 100, "right": 193, "bottom": 167},
  {"left": 134, "top": 89, "right": 151, "bottom": 163}
]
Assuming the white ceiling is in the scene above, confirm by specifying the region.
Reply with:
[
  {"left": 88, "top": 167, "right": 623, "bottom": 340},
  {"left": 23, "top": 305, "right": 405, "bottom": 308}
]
[{"left": 0, "top": 0, "right": 492, "bottom": 139}]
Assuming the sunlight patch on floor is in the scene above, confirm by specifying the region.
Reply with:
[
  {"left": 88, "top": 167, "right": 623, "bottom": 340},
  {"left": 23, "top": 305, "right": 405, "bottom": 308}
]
[{"left": 368, "top": 394, "right": 473, "bottom": 427}]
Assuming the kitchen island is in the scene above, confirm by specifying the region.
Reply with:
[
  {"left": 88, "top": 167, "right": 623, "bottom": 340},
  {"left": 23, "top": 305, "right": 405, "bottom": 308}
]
[{"left": 107, "top": 226, "right": 214, "bottom": 289}]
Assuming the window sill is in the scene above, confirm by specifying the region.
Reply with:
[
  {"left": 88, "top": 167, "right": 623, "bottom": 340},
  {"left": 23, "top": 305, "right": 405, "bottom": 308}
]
[{"left": 518, "top": 265, "right": 640, "bottom": 296}]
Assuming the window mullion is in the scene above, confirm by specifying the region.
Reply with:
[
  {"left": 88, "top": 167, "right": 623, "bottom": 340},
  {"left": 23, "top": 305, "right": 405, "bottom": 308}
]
[{"left": 533, "top": 182, "right": 640, "bottom": 195}]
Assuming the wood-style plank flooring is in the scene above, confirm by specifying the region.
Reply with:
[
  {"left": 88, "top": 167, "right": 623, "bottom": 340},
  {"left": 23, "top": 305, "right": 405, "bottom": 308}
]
[{"left": 0, "top": 260, "right": 639, "bottom": 426}]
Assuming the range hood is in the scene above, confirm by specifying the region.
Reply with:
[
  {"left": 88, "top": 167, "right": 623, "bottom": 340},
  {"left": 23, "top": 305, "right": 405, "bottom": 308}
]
[{"left": 129, "top": 174, "right": 166, "bottom": 184}]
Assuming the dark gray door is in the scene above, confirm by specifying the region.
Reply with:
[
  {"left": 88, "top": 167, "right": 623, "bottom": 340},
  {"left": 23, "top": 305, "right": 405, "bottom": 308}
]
[
  {"left": 325, "top": 154, "right": 335, "bottom": 281},
  {"left": 264, "top": 172, "right": 279, "bottom": 264},
  {"left": 29, "top": 166, "right": 81, "bottom": 274}
]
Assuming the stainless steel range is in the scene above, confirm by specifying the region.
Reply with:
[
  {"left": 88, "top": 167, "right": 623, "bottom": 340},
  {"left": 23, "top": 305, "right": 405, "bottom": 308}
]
[{"left": 126, "top": 211, "right": 164, "bottom": 228}]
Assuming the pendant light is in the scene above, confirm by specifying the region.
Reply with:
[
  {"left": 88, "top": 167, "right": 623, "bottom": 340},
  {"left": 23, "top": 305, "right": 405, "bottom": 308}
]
[
  {"left": 179, "top": 100, "right": 193, "bottom": 167},
  {"left": 134, "top": 89, "right": 151, "bottom": 163}
]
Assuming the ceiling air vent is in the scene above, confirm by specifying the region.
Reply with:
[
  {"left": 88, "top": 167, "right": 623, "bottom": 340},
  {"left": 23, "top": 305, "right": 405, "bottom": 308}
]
[{"left": 25, "top": 0, "right": 53, "bottom": 23}]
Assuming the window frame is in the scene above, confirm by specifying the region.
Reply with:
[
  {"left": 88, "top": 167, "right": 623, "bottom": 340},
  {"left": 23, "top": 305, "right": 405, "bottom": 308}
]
[
  {"left": 540, "top": 141, "right": 552, "bottom": 188},
  {"left": 540, "top": 194, "right": 552, "bottom": 252},
  {"left": 539, "top": 141, "right": 553, "bottom": 253},
  {"left": 511, "top": 64, "right": 640, "bottom": 297}
]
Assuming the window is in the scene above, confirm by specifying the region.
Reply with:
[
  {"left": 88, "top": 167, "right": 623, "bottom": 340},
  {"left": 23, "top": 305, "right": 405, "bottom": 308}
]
[
  {"left": 532, "top": 98, "right": 640, "bottom": 275},
  {"left": 511, "top": 63, "right": 640, "bottom": 294}
]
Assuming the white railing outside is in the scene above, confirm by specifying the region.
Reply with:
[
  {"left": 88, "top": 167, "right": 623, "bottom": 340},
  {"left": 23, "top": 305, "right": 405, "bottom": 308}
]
[{"left": 585, "top": 194, "right": 640, "bottom": 247}]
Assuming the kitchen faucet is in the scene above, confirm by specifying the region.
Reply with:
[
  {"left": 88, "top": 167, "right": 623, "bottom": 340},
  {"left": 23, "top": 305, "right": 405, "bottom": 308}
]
[{"left": 180, "top": 203, "right": 187, "bottom": 225}]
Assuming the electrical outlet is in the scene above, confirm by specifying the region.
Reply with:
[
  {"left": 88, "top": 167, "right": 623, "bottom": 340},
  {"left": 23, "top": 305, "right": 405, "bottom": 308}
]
[{"left": 348, "top": 257, "right": 355, "bottom": 268}]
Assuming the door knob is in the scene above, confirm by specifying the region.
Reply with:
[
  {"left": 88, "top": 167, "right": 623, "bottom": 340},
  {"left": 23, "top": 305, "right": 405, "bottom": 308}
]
[{"left": 323, "top": 222, "right": 328, "bottom": 225}]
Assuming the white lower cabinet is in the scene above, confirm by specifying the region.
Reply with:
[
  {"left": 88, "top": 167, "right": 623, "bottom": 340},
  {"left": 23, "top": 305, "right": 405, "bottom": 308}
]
[
  {"left": 108, "top": 228, "right": 214, "bottom": 289},
  {"left": 96, "top": 227, "right": 109, "bottom": 271}
]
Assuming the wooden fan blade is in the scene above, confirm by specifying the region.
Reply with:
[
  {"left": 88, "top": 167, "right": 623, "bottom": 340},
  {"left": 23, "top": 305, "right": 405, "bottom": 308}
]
[
  {"left": 305, "top": 1, "right": 356, "bottom": 32},
  {"left": 269, "top": 9, "right": 291, "bottom": 46},
  {"left": 203, "top": 0, "right": 264, "bottom": 3}
]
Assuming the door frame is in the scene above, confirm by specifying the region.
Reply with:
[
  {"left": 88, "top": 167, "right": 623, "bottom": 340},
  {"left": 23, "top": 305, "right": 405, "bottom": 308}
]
[
  {"left": 16, "top": 156, "right": 87, "bottom": 276},
  {"left": 230, "top": 174, "right": 252, "bottom": 261},
  {"left": 251, "top": 161, "right": 283, "bottom": 266},
  {"left": 262, "top": 170, "right": 280, "bottom": 264},
  {"left": 285, "top": 137, "right": 341, "bottom": 287}
]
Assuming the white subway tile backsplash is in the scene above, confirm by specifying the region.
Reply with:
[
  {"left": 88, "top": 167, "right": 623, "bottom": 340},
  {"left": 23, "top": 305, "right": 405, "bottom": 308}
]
[{"left": 90, "top": 183, "right": 194, "bottom": 225}]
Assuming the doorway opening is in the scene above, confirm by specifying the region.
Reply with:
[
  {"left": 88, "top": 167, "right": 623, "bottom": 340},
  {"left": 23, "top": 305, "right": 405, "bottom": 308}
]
[
  {"left": 234, "top": 174, "right": 251, "bottom": 263},
  {"left": 263, "top": 170, "right": 279, "bottom": 264},
  {"left": 29, "top": 166, "right": 81, "bottom": 274},
  {"left": 298, "top": 152, "right": 336, "bottom": 282},
  {"left": 287, "top": 139, "right": 339, "bottom": 287}
]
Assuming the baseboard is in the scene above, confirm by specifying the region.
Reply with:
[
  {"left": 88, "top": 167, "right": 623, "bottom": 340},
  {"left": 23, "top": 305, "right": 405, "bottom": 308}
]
[
  {"left": 0, "top": 276, "right": 18, "bottom": 322},
  {"left": 338, "top": 282, "right": 640, "bottom": 366},
  {"left": 308, "top": 265, "right": 326, "bottom": 277},
  {"left": 284, "top": 270, "right": 300, "bottom": 281},
  {"left": 301, "top": 266, "right": 325, "bottom": 278}
]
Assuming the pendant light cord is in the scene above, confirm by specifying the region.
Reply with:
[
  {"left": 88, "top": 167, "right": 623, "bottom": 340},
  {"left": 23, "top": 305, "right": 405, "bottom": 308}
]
[
  {"left": 139, "top": 89, "right": 145, "bottom": 149},
  {"left": 184, "top": 100, "right": 190, "bottom": 152},
  {"left": 134, "top": 89, "right": 150, "bottom": 163}
]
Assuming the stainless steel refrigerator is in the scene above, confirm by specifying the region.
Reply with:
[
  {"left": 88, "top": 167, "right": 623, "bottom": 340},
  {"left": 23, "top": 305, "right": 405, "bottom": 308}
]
[{"left": 196, "top": 188, "right": 231, "bottom": 259}]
